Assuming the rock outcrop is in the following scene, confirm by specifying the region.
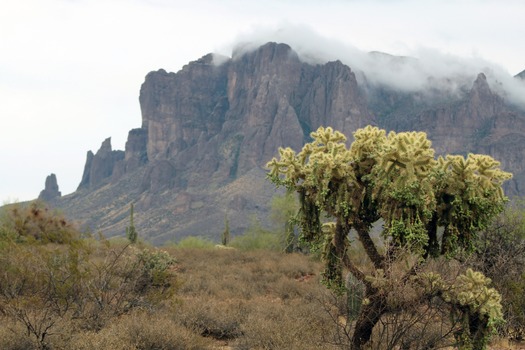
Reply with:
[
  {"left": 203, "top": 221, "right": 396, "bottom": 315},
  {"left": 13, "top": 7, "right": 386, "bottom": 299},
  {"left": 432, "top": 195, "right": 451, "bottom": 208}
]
[
  {"left": 77, "top": 138, "right": 125, "bottom": 190},
  {"left": 38, "top": 173, "right": 61, "bottom": 202},
  {"left": 53, "top": 42, "right": 525, "bottom": 244},
  {"left": 135, "top": 42, "right": 373, "bottom": 192}
]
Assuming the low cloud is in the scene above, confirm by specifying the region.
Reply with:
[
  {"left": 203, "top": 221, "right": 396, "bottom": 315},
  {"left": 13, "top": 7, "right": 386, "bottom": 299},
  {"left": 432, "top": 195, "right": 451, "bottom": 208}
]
[{"left": 226, "top": 24, "right": 525, "bottom": 109}]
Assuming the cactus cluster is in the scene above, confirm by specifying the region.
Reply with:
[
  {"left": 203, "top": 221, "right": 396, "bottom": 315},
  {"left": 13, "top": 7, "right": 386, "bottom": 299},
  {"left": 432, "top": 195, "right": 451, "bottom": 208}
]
[
  {"left": 414, "top": 269, "right": 503, "bottom": 349},
  {"left": 267, "top": 125, "right": 512, "bottom": 262},
  {"left": 434, "top": 154, "right": 512, "bottom": 253},
  {"left": 267, "top": 125, "right": 512, "bottom": 349},
  {"left": 371, "top": 131, "right": 438, "bottom": 249},
  {"left": 445, "top": 269, "right": 503, "bottom": 323}
]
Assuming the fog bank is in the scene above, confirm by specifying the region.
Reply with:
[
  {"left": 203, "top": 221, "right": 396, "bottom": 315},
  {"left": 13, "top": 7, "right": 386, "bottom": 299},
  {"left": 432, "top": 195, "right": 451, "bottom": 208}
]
[{"left": 226, "top": 24, "right": 525, "bottom": 109}]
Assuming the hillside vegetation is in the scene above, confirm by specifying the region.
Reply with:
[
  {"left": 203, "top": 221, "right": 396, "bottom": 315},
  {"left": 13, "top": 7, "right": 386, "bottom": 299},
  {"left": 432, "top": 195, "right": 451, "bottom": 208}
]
[
  {"left": 2, "top": 123, "right": 524, "bottom": 350},
  {"left": 0, "top": 203, "right": 338, "bottom": 349},
  {"left": 0, "top": 198, "right": 524, "bottom": 349}
]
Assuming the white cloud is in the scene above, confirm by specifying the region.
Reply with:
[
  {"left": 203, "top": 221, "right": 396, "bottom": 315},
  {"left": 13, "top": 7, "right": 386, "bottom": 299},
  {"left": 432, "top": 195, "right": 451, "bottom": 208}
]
[{"left": 228, "top": 23, "right": 525, "bottom": 108}]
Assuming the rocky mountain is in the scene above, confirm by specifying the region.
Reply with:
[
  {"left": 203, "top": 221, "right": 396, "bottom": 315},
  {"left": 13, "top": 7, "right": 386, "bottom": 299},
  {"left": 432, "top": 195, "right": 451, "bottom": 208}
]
[
  {"left": 38, "top": 174, "right": 61, "bottom": 202},
  {"left": 42, "top": 42, "right": 525, "bottom": 244}
]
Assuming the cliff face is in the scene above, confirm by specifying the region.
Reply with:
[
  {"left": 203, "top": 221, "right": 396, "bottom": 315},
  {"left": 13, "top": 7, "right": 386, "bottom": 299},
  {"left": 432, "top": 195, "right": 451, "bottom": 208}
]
[
  {"left": 136, "top": 43, "right": 372, "bottom": 191},
  {"left": 54, "top": 42, "right": 525, "bottom": 243}
]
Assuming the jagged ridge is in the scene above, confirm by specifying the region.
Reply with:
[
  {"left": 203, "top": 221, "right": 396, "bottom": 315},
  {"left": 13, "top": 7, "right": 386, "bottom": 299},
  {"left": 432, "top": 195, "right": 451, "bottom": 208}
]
[{"left": 45, "top": 42, "right": 525, "bottom": 244}]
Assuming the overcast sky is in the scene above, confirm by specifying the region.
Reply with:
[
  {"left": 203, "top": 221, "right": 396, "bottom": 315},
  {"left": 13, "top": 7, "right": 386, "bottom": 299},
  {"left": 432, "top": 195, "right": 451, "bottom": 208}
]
[{"left": 1, "top": 0, "right": 524, "bottom": 202}]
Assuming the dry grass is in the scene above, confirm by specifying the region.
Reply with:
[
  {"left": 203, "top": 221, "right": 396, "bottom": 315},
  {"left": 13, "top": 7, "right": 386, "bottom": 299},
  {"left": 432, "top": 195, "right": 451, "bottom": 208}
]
[
  {"left": 0, "top": 246, "right": 341, "bottom": 349},
  {"left": 67, "top": 311, "right": 214, "bottom": 350},
  {"left": 2, "top": 244, "right": 520, "bottom": 349},
  {"left": 169, "top": 247, "right": 340, "bottom": 349}
]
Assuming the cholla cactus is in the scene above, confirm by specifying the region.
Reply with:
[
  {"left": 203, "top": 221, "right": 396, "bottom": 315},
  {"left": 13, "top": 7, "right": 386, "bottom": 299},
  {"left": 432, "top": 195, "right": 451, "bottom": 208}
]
[
  {"left": 136, "top": 248, "right": 177, "bottom": 289},
  {"left": 370, "top": 130, "right": 437, "bottom": 252},
  {"left": 445, "top": 269, "right": 503, "bottom": 323},
  {"left": 267, "top": 125, "right": 512, "bottom": 284},
  {"left": 446, "top": 269, "right": 503, "bottom": 350},
  {"left": 414, "top": 269, "right": 503, "bottom": 350},
  {"left": 266, "top": 125, "right": 511, "bottom": 349},
  {"left": 435, "top": 154, "right": 512, "bottom": 254}
]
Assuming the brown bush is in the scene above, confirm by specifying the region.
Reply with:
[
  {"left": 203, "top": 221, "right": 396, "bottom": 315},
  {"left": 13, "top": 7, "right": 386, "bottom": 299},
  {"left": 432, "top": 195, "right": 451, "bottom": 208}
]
[
  {"left": 176, "top": 297, "right": 247, "bottom": 340},
  {"left": 0, "top": 236, "right": 177, "bottom": 348},
  {"left": 234, "top": 300, "right": 339, "bottom": 350},
  {"left": 171, "top": 248, "right": 319, "bottom": 300},
  {"left": 67, "top": 310, "right": 213, "bottom": 350},
  {"left": 169, "top": 247, "right": 339, "bottom": 348},
  {"left": 0, "top": 201, "right": 78, "bottom": 244},
  {"left": 0, "top": 319, "right": 36, "bottom": 350}
]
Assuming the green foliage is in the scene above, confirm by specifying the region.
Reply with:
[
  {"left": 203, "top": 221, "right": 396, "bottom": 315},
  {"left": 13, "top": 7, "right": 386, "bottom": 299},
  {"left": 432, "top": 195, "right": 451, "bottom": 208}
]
[
  {"left": 388, "top": 215, "right": 428, "bottom": 253},
  {"left": 222, "top": 215, "right": 230, "bottom": 246},
  {"left": 230, "top": 217, "right": 282, "bottom": 251},
  {"left": 270, "top": 192, "right": 300, "bottom": 252},
  {"left": 125, "top": 203, "right": 138, "bottom": 244}
]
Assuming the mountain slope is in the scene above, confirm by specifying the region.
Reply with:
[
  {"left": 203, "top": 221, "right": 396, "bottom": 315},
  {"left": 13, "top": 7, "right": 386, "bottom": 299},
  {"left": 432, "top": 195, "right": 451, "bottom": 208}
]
[{"left": 48, "top": 43, "right": 525, "bottom": 243}]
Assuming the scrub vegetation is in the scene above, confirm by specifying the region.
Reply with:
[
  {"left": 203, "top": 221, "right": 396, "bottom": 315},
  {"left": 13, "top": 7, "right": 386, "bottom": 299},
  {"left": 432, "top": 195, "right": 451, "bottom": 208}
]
[{"left": 1, "top": 126, "right": 524, "bottom": 349}]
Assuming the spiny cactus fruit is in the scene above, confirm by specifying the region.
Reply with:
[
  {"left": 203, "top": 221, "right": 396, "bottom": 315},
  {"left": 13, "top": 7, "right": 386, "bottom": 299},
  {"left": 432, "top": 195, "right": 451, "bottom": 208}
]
[
  {"left": 310, "top": 126, "right": 347, "bottom": 145},
  {"left": 350, "top": 125, "right": 387, "bottom": 160},
  {"left": 380, "top": 131, "right": 435, "bottom": 181}
]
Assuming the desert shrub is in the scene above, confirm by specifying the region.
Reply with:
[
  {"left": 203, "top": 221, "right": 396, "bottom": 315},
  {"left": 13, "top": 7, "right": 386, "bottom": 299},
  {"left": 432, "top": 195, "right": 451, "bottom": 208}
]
[
  {"left": 176, "top": 298, "right": 247, "bottom": 340},
  {"left": 68, "top": 311, "right": 212, "bottom": 350},
  {"left": 368, "top": 306, "right": 457, "bottom": 350},
  {"left": 230, "top": 230, "right": 281, "bottom": 251},
  {"left": 171, "top": 248, "right": 320, "bottom": 300},
  {"left": 230, "top": 215, "right": 283, "bottom": 251},
  {"left": 0, "top": 201, "right": 78, "bottom": 244},
  {"left": 167, "top": 247, "right": 339, "bottom": 348},
  {"left": 271, "top": 276, "right": 307, "bottom": 300},
  {"left": 0, "top": 318, "right": 37, "bottom": 350},
  {"left": 235, "top": 300, "right": 339, "bottom": 350},
  {"left": 0, "top": 241, "right": 88, "bottom": 348},
  {"left": 175, "top": 236, "right": 215, "bottom": 249},
  {"left": 473, "top": 201, "right": 525, "bottom": 340},
  {"left": 2, "top": 211, "right": 349, "bottom": 349},
  {"left": 269, "top": 192, "right": 301, "bottom": 252},
  {"left": 0, "top": 237, "right": 178, "bottom": 347},
  {"left": 272, "top": 252, "right": 319, "bottom": 279},
  {"left": 171, "top": 248, "right": 252, "bottom": 299}
]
